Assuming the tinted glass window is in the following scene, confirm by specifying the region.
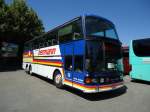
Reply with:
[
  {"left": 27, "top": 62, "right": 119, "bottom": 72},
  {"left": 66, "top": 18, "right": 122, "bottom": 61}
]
[
  {"left": 0, "top": 42, "right": 19, "bottom": 58},
  {"left": 46, "top": 31, "right": 58, "bottom": 45},
  {"left": 105, "top": 42, "right": 122, "bottom": 59},
  {"left": 133, "top": 39, "right": 150, "bottom": 57},
  {"left": 72, "top": 20, "right": 83, "bottom": 40},
  {"left": 85, "top": 40, "right": 122, "bottom": 72},
  {"left": 86, "top": 40, "right": 104, "bottom": 72},
  {"left": 74, "top": 55, "right": 83, "bottom": 72},
  {"left": 85, "top": 16, "right": 118, "bottom": 40},
  {"left": 58, "top": 18, "right": 83, "bottom": 43},
  {"left": 33, "top": 39, "right": 39, "bottom": 49},
  {"left": 65, "top": 56, "right": 72, "bottom": 71},
  {"left": 106, "top": 29, "right": 117, "bottom": 38}
]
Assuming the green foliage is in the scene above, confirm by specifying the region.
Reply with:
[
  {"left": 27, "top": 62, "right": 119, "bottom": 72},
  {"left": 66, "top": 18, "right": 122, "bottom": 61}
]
[
  {"left": 0, "top": 0, "right": 6, "bottom": 8},
  {"left": 0, "top": 0, "right": 44, "bottom": 43},
  {"left": 0, "top": 0, "right": 8, "bottom": 33}
]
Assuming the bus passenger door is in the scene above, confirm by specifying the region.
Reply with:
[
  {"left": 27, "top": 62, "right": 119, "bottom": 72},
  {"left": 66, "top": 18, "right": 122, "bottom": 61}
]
[
  {"left": 73, "top": 55, "right": 84, "bottom": 85},
  {"left": 64, "top": 43, "right": 84, "bottom": 86},
  {"left": 72, "top": 40, "right": 85, "bottom": 86},
  {"left": 64, "top": 44, "right": 74, "bottom": 85}
]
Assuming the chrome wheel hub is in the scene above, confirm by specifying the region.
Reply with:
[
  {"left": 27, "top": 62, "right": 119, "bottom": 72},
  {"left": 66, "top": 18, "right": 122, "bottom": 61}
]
[{"left": 55, "top": 74, "right": 61, "bottom": 84}]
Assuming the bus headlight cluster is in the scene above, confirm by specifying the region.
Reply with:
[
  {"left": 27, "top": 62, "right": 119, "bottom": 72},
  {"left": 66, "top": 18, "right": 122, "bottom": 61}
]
[
  {"left": 92, "top": 78, "right": 104, "bottom": 83},
  {"left": 100, "top": 78, "right": 104, "bottom": 83},
  {"left": 92, "top": 78, "right": 98, "bottom": 83},
  {"left": 85, "top": 77, "right": 122, "bottom": 84},
  {"left": 120, "top": 76, "right": 123, "bottom": 80},
  {"left": 85, "top": 77, "right": 99, "bottom": 84}
]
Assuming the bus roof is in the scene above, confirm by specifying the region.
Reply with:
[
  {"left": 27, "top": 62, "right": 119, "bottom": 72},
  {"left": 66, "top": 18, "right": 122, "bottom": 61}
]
[
  {"left": 85, "top": 14, "right": 114, "bottom": 25},
  {"left": 132, "top": 38, "right": 150, "bottom": 41}
]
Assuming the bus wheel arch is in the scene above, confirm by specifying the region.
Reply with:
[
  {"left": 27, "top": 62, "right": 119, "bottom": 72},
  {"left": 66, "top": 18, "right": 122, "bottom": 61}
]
[{"left": 53, "top": 69, "right": 63, "bottom": 88}]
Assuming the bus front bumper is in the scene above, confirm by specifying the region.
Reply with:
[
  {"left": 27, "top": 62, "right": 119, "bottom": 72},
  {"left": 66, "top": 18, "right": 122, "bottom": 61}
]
[{"left": 83, "top": 82, "right": 124, "bottom": 93}]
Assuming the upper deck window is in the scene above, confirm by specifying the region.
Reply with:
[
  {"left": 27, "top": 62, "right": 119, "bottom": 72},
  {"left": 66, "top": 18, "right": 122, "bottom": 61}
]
[
  {"left": 58, "top": 18, "right": 83, "bottom": 43},
  {"left": 85, "top": 16, "right": 118, "bottom": 40}
]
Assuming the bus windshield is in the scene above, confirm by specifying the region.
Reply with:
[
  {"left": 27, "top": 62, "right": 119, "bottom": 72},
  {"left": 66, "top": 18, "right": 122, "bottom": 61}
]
[
  {"left": 85, "top": 40, "right": 104, "bottom": 72},
  {"left": 85, "top": 40, "right": 122, "bottom": 73},
  {"left": 85, "top": 16, "right": 118, "bottom": 40}
]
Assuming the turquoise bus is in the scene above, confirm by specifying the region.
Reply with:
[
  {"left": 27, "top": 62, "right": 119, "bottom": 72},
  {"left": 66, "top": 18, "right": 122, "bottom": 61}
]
[{"left": 129, "top": 38, "right": 150, "bottom": 81}]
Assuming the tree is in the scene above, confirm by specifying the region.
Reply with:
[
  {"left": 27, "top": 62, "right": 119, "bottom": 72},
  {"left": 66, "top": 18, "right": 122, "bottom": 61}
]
[
  {"left": 0, "top": 0, "right": 8, "bottom": 39},
  {"left": 7, "top": 0, "right": 44, "bottom": 42},
  {"left": 0, "top": 0, "right": 44, "bottom": 68},
  {"left": 0, "top": 0, "right": 5, "bottom": 7}
]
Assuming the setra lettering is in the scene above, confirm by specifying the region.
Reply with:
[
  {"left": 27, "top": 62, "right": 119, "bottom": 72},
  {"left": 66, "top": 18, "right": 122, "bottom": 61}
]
[{"left": 38, "top": 48, "right": 56, "bottom": 55}]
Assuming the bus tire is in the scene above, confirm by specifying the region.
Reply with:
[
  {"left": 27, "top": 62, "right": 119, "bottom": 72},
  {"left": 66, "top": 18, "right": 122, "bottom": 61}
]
[
  {"left": 54, "top": 71, "right": 63, "bottom": 89},
  {"left": 29, "top": 65, "right": 32, "bottom": 75},
  {"left": 25, "top": 64, "right": 29, "bottom": 73}
]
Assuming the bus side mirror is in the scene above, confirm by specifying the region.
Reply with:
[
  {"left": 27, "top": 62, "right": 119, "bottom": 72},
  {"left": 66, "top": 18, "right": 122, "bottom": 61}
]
[{"left": 73, "top": 32, "right": 81, "bottom": 40}]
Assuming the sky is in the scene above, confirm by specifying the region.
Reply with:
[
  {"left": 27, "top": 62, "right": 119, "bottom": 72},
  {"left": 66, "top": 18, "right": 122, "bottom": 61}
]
[{"left": 6, "top": 0, "right": 150, "bottom": 45}]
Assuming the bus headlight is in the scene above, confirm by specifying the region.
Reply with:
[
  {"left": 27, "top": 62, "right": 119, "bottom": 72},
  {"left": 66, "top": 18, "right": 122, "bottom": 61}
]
[
  {"left": 84, "top": 77, "right": 92, "bottom": 84},
  {"left": 92, "top": 78, "right": 98, "bottom": 83},
  {"left": 85, "top": 77, "right": 99, "bottom": 84},
  {"left": 120, "top": 75, "right": 123, "bottom": 80},
  {"left": 100, "top": 78, "right": 104, "bottom": 83}
]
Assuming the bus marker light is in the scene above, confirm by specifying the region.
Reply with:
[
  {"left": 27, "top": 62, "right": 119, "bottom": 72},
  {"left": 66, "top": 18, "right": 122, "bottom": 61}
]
[
  {"left": 85, "top": 77, "right": 92, "bottom": 84},
  {"left": 100, "top": 78, "right": 104, "bottom": 83}
]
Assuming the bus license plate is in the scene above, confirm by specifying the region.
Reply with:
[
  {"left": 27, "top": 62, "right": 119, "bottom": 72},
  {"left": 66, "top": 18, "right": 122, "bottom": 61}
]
[{"left": 107, "top": 63, "right": 115, "bottom": 69}]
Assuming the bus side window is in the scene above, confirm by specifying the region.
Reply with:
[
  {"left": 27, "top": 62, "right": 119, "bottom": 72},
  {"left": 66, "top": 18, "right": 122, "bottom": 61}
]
[
  {"left": 48, "top": 40, "right": 52, "bottom": 46},
  {"left": 65, "top": 56, "right": 72, "bottom": 71},
  {"left": 44, "top": 42, "right": 48, "bottom": 47},
  {"left": 58, "top": 18, "right": 83, "bottom": 43},
  {"left": 33, "top": 41, "right": 38, "bottom": 49},
  {"left": 73, "top": 32, "right": 81, "bottom": 40},
  {"left": 72, "top": 19, "right": 83, "bottom": 40},
  {"left": 58, "top": 25, "right": 73, "bottom": 43},
  {"left": 52, "top": 39, "right": 58, "bottom": 45},
  {"left": 39, "top": 43, "right": 44, "bottom": 48},
  {"left": 74, "top": 55, "right": 83, "bottom": 72}
]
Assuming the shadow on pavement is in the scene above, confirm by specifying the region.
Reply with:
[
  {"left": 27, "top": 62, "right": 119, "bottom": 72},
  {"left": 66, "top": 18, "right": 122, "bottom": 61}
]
[
  {"left": 131, "top": 79, "right": 150, "bottom": 85},
  {"left": 31, "top": 73, "right": 127, "bottom": 101},
  {"left": 0, "top": 65, "right": 22, "bottom": 72},
  {"left": 31, "top": 73, "right": 54, "bottom": 85},
  {"left": 63, "top": 85, "right": 127, "bottom": 101},
  {"left": 0, "top": 58, "right": 22, "bottom": 72}
]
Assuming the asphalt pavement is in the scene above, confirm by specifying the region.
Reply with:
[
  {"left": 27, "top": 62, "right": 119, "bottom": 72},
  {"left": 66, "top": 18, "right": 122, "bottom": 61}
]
[{"left": 0, "top": 70, "right": 150, "bottom": 112}]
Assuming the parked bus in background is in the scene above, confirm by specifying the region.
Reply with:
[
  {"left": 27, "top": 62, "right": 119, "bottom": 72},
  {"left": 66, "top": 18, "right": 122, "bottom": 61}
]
[
  {"left": 23, "top": 15, "right": 124, "bottom": 93},
  {"left": 130, "top": 38, "right": 150, "bottom": 81},
  {"left": 0, "top": 42, "right": 19, "bottom": 70},
  {"left": 122, "top": 46, "right": 130, "bottom": 75}
]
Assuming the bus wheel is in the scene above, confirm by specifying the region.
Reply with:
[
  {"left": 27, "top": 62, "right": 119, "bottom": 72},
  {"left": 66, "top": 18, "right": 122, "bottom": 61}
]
[
  {"left": 29, "top": 65, "right": 32, "bottom": 75},
  {"left": 54, "top": 71, "right": 63, "bottom": 89},
  {"left": 25, "top": 65, "right": 29, "bottom": 73}
]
